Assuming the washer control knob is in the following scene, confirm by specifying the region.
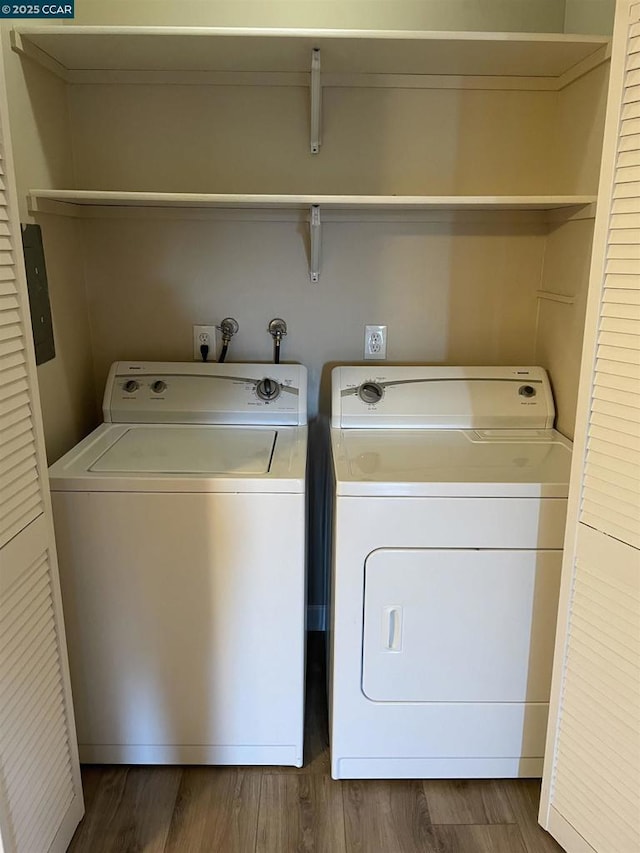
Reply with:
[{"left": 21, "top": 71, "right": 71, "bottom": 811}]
[
  {"left": 358, "top": 382, "right": 384, "bottom": 404},
  {"left": 151, "top": 380, "right": 167, "bottom": 394},
  {"left": 123, "top": 379, "right": 139, "bottom": 393},
  {"left": 519, "top": 384, "right": 537, "bottom": 398},
  {"left": 256, "top": 377, "right": 281, "bottom": 401}
]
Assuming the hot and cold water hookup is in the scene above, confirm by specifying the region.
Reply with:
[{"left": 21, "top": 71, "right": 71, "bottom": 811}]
[
  {"left": 268, "top": 318, "right": 287, "bottom": 364},
  {"left": 201, "top": 316, "right": 287, "bottom": 364},
  {"left": 217, "top": 317, "right": 239, "bottom": 363}
]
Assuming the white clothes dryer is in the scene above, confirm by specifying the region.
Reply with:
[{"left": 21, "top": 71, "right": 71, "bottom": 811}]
[
  {"left": 328, "top": 366, "right": 571, "bottom": 780},
  {"left": 49, "top": 361, "right": 307, "bottom": 766}
]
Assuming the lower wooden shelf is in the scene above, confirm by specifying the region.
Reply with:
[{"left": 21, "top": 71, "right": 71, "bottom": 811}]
[
  {"left": 27, "top": 189, "right": 596, "bottom": 213},
  {"left": 27, "top": 189, "right": 597, "bottom": 283}
]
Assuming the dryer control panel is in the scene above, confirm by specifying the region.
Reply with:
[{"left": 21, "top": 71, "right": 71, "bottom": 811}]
[
  {"left": 104, "top": 362, "right": 308, "bottom": 426},
  {"left": 331, "top": 366, "right": 555, "bottom": 429}
]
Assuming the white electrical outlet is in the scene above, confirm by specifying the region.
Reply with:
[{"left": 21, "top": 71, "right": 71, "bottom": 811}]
[
  {"left": 364, "top": 324, "right": 387, "bottom": 360},
  {"left": 193, "top": 325, "right": 217, "bottom": 361}
]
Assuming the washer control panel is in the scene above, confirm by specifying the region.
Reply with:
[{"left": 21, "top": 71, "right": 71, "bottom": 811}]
[
  {"left": 104, "top": 362, "right": 307, "bottom": 426},
  {"left": 332, "top": 366, "right": 555, "bottom": 430}
]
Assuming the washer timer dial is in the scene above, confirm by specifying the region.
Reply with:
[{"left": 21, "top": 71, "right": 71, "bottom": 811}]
[
  {"left": 358, "top": 382, "right": 384, "bottom": 404},
  {"left": 256, "top": 377, "right": 281, "bottom": 402}
]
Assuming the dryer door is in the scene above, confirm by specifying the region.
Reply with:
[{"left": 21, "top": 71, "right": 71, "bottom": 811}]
[{"left": 362, "top": 548, "right": 561, "bottom": 703}]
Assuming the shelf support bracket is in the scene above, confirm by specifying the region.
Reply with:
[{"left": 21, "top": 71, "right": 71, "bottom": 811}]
[
  {"left": 309, "top": 205, "right": 321, "bottom": 282},
  {"left": 310, "top": 49, "right": 321, "bottom": 154}
]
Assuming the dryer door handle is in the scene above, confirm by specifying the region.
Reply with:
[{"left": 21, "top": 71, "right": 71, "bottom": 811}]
[{"left": 383, "top": 606, "right": 403, "bottom": 652}]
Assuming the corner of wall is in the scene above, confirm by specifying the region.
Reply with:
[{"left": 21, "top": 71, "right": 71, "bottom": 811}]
[{"left": 1, "top": 32, "right": 99, "bottom": 461}]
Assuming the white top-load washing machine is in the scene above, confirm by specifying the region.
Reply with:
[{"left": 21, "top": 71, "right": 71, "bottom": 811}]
[
  {"left": 328, "top": 365, "right": 572, "bottom": 780},
  {"left": 49, "top": 361, "right": 307, "bottom": 766}
]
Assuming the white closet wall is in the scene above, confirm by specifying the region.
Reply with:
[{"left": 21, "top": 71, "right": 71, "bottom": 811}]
[
  {"left": 0, "top": 30, "right": 97, "bottom": 464},
  {"left": 536, "top": 62, "right": 611, "bottom": 437},
  {"left": 69, "top": 85, "right": 559, "bottom": 195},
  {"left": 565, "top": 0, "right": 616, "bottom": 35},
  {"left": 78, "top": 215, "right": 547, "bottom": 415},
  {"left": 71, "top": 0, "right": 569, "bottom": 33}
]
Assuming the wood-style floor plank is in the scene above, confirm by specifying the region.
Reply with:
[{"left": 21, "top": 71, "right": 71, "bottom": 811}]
[
  {"left": 68, "top": 767, "right": 129, "bottom": 852},
  {"left": 164, "top": 768, "right": 261, "bottom": 853},
  {"left": 505, "top": 780, "right": 564, "bottom": 853},
  {"left": 433, "top": 823, "right": 529, "bottom": 853},
  {"left": 72, "top": 767, "right": 181, "bottom": 853},
  {"left": 256, "top": 774, "right": 346, "bottom": 853},
  {"left": 65, "top": 638, "right": 564, "bottom": 853},
  {"left": 76, "top": 765, "right": 105, "bottom": 815},
  {"left": 343, "top": 780, "right": 439, "bottom": 853},
  {"left": 423, "top": 778, "right": 516, "bottom": 824},
  {"left": 115, "top": 767, "right": 182, "bottom": 853}
]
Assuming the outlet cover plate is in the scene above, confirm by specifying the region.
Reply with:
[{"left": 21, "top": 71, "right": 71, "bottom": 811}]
[
  {"left": 364, "top": 324, "right": 387, "bottom": 360},
  {"left": 193, "top": 325, "right": 217, "bottom": 361}
]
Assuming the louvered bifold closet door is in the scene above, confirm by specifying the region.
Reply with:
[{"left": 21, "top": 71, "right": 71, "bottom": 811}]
[
  {"left": 0, "top": 168, "right": 43, "bottom": 547},
  {"left": 0, "top": 52, "right": 83, "bottom": 853},
  {"left": 540, "top": 4, "right": 640, "bottom": 852},
  {"left": 584, "top": 13, "right": 640, "bottom": 548}
]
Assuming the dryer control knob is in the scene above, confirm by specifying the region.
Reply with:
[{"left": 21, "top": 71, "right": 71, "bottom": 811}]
[
  {"left": 519, "top": 384, "right": 537, "bottom": 398},
  {"left": 123, "top": 379, "right": 139, "bottom": 393},
  {"left": 256, "top": 377, "right": 281, "bottom": 401},
  {"left": 358, "top": 382, "right": 384, "bottom": 404},
  {"left": 151, "top": 380, "right": 167, "bottom": 394}
]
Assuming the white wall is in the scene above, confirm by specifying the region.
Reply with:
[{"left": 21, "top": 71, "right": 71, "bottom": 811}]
[
  {"left": 73, "top": 0, "right": 567, "bottom": 32},
  {"left": 79, "top": 214, "right": 547, "bottom": 416},
  {"left": 0, "top": 32, "right": 98, "bottom": 463},
  {"left": 69, "top": 84, "right": 558, "bottom": 196},
  {"left": 535, "top": 63, "right": 610, "bottom": 438},
  {"left": 0, "top": 28, "right": 73, "bottom": 221},
  {"left": 564, "top": 0, "right": 615, "bottom": 34}
]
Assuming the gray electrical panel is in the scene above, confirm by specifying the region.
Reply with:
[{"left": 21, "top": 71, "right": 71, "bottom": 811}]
[{"left": 21, "top": 223, "right": 55, "bottom": 365}]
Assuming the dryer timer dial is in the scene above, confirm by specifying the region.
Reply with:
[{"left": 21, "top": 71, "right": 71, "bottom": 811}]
[{"left": 518, "top": 384, "right": 537, "bottom": 398}]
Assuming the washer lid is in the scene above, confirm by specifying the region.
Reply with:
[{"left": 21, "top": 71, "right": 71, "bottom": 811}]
[
  {"left": 49, "top": 423, "right": 307, "bottom": 493},
  {"left": 90, "top": 426, "right": 276, "bottom": 474},
  {"left": 333, "top": 428, "right": 572, "bottom": 497}
]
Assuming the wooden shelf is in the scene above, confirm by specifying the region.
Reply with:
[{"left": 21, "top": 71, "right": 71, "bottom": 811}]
[
  {"left": 12, "top": 26, "right": 609, "bottom": 83},
  {"left": 28, "top": 190, "right": 597, "bottom": 214},
  {"left": 28, "top": 190, "right": 596, "bottom": 283}
]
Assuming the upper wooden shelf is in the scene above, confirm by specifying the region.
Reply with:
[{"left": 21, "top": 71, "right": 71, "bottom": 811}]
[
  {"left": 12, "top": 26, "right": 609, "bottom": 82},
  {"left": 28, "top": 190, "right": 597, "bottom": 213}
]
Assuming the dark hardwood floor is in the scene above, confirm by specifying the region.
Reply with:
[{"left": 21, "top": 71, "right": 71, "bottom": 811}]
[{"left": 68, "top": 634, "right": 563, "bottom": 853}]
